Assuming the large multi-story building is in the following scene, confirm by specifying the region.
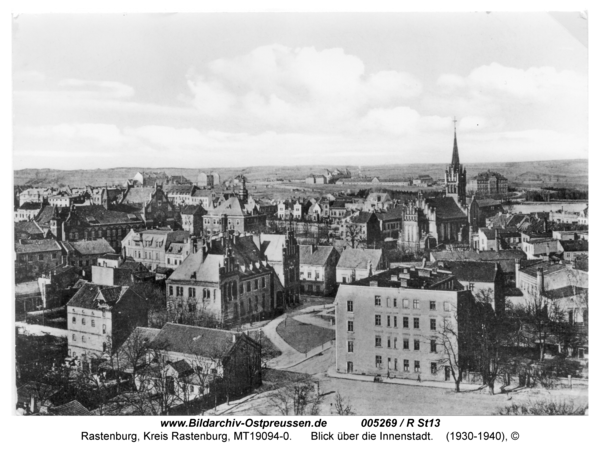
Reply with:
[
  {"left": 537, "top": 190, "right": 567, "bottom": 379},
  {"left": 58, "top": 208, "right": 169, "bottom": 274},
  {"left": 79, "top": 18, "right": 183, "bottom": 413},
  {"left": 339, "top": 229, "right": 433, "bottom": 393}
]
[
  {"left": 335, "top": 266, "right": 480, "bottom": 382},
  {"left": 166, "top": 231, "right": 280, "bottom": 327},
  {"left": 66, "top": 282, "right": 147, "bottom": 370},
  {"left": 472, "top": 170, "right": 508, "bottom": 197}
]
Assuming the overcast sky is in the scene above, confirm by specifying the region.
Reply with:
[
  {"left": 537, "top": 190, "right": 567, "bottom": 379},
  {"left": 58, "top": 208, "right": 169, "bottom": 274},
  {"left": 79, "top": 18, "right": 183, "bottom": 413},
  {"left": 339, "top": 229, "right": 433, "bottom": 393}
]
[{"left": 12, "top": 12, "right": 588, "bottom": 170}]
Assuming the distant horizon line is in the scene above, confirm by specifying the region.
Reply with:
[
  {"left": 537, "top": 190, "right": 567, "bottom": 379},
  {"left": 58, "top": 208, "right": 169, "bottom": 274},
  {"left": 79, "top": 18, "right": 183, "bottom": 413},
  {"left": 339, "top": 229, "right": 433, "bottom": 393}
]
[{"left": 13, "top": 157, "right": 589, "bottom": 172}]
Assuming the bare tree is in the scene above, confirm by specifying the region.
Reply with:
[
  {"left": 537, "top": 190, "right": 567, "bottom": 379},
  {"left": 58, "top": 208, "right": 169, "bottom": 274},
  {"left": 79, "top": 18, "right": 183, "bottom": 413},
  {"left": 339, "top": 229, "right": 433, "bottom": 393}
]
[
  {"left": 331, "top": 392, "right": 355, "bottom": 415},
  {"left": 344, "top": 222, "right": 364, "bottom": 249},
  {"left": 266, "top": 379, "right": 322, "bottom": 415},
  {"left": 435, "top": 316, "right": 465, "bottom": 392}
]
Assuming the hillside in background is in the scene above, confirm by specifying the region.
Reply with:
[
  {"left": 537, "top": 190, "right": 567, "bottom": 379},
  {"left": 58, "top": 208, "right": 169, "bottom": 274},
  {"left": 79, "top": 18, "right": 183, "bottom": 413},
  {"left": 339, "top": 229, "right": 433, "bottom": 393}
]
[{"left": 13, "top": 159, "right": 588, "bottom": 189}]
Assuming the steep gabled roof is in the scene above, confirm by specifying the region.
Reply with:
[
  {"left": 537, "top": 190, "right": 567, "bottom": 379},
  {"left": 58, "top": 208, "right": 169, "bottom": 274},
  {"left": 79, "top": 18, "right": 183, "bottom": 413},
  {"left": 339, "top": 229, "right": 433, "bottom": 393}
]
[
  {"left": 425, "top": 197, "right": 467, "bottom": 220},
  {"left": 299, "top": 245, "right": 336, "bottom": 266},
  {"left": 15, "top": 239, "right": 62, "bottom": 254},
  {"left": 337, "top": 248, "right": 383, "bottom": 270},
  {"left": 61, "top": 238, "right": 115, "bottom": 256},
  {"left": 66, "top": 283, "right": 134, "bottom": 310},
  {"left": 435, "top": 260, "right": 498, "bottom": 283}
]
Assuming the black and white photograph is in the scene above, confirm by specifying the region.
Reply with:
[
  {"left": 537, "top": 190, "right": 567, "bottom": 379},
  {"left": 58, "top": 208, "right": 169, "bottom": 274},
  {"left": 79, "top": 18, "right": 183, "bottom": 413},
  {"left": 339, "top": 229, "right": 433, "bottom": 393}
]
[{"left": 11, "top": 8, "right": 590, "bottom": 426}]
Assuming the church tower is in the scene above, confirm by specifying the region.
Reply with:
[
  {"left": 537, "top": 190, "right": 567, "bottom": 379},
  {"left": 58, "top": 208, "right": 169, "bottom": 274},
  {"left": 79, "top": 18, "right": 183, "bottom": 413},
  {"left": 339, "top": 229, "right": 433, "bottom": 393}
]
[{"left": 444, "top": 118, "right": 467, "bottom": 206}]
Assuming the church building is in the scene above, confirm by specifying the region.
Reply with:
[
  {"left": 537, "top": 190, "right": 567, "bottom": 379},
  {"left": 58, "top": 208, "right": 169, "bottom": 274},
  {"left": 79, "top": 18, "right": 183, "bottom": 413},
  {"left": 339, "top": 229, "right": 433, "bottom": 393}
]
[{"left": 401, "top": 122, "right": 472, "bottom": 250}]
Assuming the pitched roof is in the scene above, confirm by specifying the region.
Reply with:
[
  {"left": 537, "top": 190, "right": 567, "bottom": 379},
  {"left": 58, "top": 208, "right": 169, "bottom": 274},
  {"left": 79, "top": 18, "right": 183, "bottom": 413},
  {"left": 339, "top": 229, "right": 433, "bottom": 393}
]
[
  {"left": 181, "top": 204, "right": 206, "bottom": 215},
  {"left": 376, "top": 206, "right": 404, "bottom": 221},
  {"left": 435, "top": 260, "right": 498, "bottom": 283},
  {"left": 543, "top": 285, "right": 588, "bottom": 300},
  {"left": 120, "top": 187, "right": 155, "bottom": 205},
  {"left": 18, "top": 202, "right": 43, "bottom": 210},
  {"left": 349, "top": 211, "right": 376, "bottom": 224},
  {"left": 150, "top": 323, "right": 241, "bottom": 358},
  {"left": 15, "top": 239, "right": 62, "bottom": 254},
  {"left": 430, "top": 249, "right": 526, "bottom": 273},
  {"left": 165, "top": 184, "right": 195, "bottom": 195},
  {"left": 210, "top": 196, "right": 246, "bottom": 216},
  {"left": 66, "top": 283, "right": 133, "bottom": 310},
  {"left": 258, "top": 234, "right": 287, "bottom": 263},
  {"left": 50, "top": 400, "right": 92, "bottom": 416},
  {"left": 299, "top": 245, "right": 336, "bottom": 266},
  {"left": 15, "top": 221, "right": 44, "bottom": 236},
  {"left": 69, "top": 205, "right": 143, "bottom": 225},
  {"left": 61, "top": 239, "right": 115, "bottom": 256},
  {"left": 559, "top": 240, "right": 588, "bottom": 252},
  {"left": 425, "top": 197, "right": 467, "bottom": 220},
  {"left": 337, "top": 248, "right": 383, "bottom": 270}
]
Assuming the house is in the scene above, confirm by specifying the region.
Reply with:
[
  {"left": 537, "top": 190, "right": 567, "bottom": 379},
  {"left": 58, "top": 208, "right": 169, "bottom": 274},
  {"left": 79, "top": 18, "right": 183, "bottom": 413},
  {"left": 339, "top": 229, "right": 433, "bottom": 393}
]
[
  {"left": 66, "top": 282, "right": 148, "bottom": 370},
  {"left": 430, "top": 249, "right": 527, "bottom": 287},
  {"left": 37, "top": 264, "right": 83, "bottom": 309},
  {"left": 340, "top": 211, "right": 381, "bottom": 248},
  {"left": 375, "top": 206, "right": 403, "bottom": 240},
  {"left": 191, "top": 189, "right": 217, "bottom": 209},
  {"left": 133, "top": 323, "right": 261, "bottom": 402},
  {"left": 203, "top": 191, "right": 266, "bottom": 237},
  {"left": 166, "top": 232, "right": 279, "bottom": 327},
  {"left": 433, "top": 260, "right": 504, "bottom": 312},
  {"left": 522, "top": 238, "right": 561, "bottom": 260},
  {"left": 299, "top": 245, "right": 340, "bottom": 295},
  {"left": 334, "top": 266, "right": 481, "bottom": 382},
  {"left": 122, "top": 229, "right": 191, "bottom": 271},
  {"left": 180, "top": 204, "right": 207, "bottom": 237},
  {"left": 198, "top": 172, "right": 220, "bottom": 188},
  {"left": 15, "top": 221, "right": 45, "bottom": 241},
  {"left": 14, "top": 202, "right": 43, "bottom": 222},
  {"left": 60, "top": 239, "right": 116, "bottom": 273},
  {"left": 252, "top": 232, "right": 301, "bottom": 308},
  {"left": 578, "top": 207, "right": 588, "bottom": 225},
  {"left": 15, "top": 238, "right": 63, "bottom": 282},
  {"left": 558, "top": 240, "right": 588, "bottom": 261},
  {"left": 364, "top": 192, "right": 392, "bottom": 211},
  {"left": 329, "top": 200, "right": 348, "bottom": 222},
  {"left": 277, "top": 200, "right": 294, "bottom": 220},
  {"left": 91, "top": 256, "right": 152, "bottom": 286},
  {"left": 336, "top": 248, "right": 386, "bottom": 284},
  {"left": 165, "top": 184, "right": 198, "bottom": 207},
  {"left": 412, "top": 175, "right": 434, "bottom": 186},
  {"left": 118, "top": 184, "right": 176, "bottom": 229},
  {"left": 19, "top": 188, "right": 53, "bottom": 206}
]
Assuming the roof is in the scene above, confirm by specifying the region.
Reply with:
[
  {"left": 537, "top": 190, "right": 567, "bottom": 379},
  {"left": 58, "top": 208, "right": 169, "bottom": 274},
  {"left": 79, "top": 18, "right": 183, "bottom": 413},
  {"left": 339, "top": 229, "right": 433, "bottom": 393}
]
[
  {"left": 519, "top": 261, "right": 571, "bottom": 278},
  {"left": 331, "top": 200, "right": 347, "bottom": 209},
  {"left": 259, "top": 234, "right": 287, "bottom": 263},
  {"left": 476, "top": 199, "right": 503, "bottom": 208},
  {"left": 66, "top": 283, "right": 134, "bottom": 310},
  {"left": 50, "top": 400, "right": 92, "bottom": 416},
  {"left": 18, "top": 202, "right": 43, "bottom": 210},
  {"left": 543, "top": 285, "right": 588, "bottom": 300},
  {"left": 376, "top": 206, "right": 404, "bottom": 221},
  {"left": 299, "top": 245, "right": 336, "bottom": 266},
  {"left": 150, "top": 323, "right": 243, "bottom": 358},
  {"left": 348, "top": 267, "right": 459, "bottom": 290},
  {"left": 15, "top": 280, "right": 41, "bottom": 296},
  {"left": 61, "top": 238, "right": 115, "bottom": 256},
  {"left": 165, "top": 184, "right": 195, "bottom": 195},
  {"left": 210, "top": 196, "right": 247, "bottom": 216},
  {"left": 480, "top": 228, "right": 496, "bottom": 240},
  {"left": 169, "top": 359, "right": 193, "bottom": 375},
  {"left": 435, "top": 261, "right": 498, "bottom": 283},
  {"left": 337, "top": 248, "right": 383, "bottom": 270},
  {"left": 15, "top": 239, "right": 62, "bottom": 254},
  {"left": 559, "top": 240, "right": 588, "bottom": 252},
  {"left": 69, "top": 205, "right": 143, "bottom": 225},
  {"left": 349, "top": 211, "right": 376, "bottom": 224},
  {"left": 15, "top": 221, "right": 44, "bottom": 236},
  {"left": 181, "top": 204, "right": 205, "bottom": 215},
  {"left": 430, "top": 249, "right": 526, "bottom": 273},
  {"left": 425, "top": 197, "right": 467, "bottom": 220},
  {"left": 120, "top": 187, "right": 155, "bottom": 205}
]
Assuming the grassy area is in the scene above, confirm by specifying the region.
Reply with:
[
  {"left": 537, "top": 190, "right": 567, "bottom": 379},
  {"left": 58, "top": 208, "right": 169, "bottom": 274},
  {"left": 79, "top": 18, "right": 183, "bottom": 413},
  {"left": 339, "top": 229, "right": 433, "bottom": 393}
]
[
  {"left": 246, "top": 330, "right": 282, "bottom": 362},
  {"left": 276, "top": 317, "right": 335, "bottom": 353}
]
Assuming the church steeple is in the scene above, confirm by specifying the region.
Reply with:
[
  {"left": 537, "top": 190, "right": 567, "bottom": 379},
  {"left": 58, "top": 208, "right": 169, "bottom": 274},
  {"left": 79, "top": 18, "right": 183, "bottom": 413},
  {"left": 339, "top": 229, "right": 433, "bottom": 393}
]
[{"left": 451, "top": 117, "right": 460, "bottom": 166}]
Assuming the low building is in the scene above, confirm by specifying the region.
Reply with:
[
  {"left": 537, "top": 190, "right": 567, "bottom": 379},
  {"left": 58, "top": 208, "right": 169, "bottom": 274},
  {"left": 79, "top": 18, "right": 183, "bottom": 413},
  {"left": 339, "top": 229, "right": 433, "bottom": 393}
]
[
  {"left": 299, "top": 245, "right": 340, "bottom": 295},
  {"left": 15, "top": 221, "right": 45, "bottom": 241},
  {"left": 15, "top": 238, "right": 63, "bottom": 282},
  {"left": 66, "top": 282, "right": 148, "bottom": 370},
  {"left": 15, "top": 202, "right": 43, "bottom": 222},
  {"left": 60, "top": 239, "right": 116, "bottom": 273},
  {"left": 132, "top": 323, "right": 261, "bottom": 401},
  {"left": 336, "top": 248, "right": 386, "bottom": 284},
  {"left": 558, "top": 240, "right": 588, "bottom": 261},
  {"left": 340, "top": 211, "right": 381, "bottom": 248},
  {"left": 334, "top": 266, "right": 480, "bottom": 382},
  {"left": 522, "top": 238, "right": 561, "bottom": 260},
  {"left": 121, "top": 229, "right": 191, "bottom": 271}
]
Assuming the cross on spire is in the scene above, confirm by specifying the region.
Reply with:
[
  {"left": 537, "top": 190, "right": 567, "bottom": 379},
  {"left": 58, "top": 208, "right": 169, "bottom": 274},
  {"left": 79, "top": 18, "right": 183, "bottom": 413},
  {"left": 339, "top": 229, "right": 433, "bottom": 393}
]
[{"left": 451, "top": 116, "right": 460, "bottom": 166}]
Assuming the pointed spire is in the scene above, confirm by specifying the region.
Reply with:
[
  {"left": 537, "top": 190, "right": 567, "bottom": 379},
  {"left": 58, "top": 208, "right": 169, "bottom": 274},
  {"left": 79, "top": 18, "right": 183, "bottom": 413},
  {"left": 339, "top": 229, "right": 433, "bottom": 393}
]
[{"left": 451, "top": 117, "right": 460, "bottom": 166}]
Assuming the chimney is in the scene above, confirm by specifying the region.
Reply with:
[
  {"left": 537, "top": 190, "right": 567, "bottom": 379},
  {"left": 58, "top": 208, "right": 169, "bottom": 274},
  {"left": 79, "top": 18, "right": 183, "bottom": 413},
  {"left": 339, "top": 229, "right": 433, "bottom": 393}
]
[
  {"left": 536, "top": 267, "right": 544, "bottom": 295},
  {"left": 232, "top": 333, "right": 237, "bottom": 343}
]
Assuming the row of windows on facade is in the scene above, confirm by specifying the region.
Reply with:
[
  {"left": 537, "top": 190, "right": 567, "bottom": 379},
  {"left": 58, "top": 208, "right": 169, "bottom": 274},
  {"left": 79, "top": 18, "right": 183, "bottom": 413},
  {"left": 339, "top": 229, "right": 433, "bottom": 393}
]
[
  {"left": 346, "top": 317, "right": 440, "bottom": 332},
  {"left": 300, "top": 271, "right": 321, "bottom": 280},
  {"left": 72, "top": 317, "right": 108, "bottom": 331},
  {"left": 347, "top": 337, "right": 438, "bottom": 353},
  {"left": 69, "top": 228, "right": 125, "bottom": 241},
  {"left": 347, "top": 299, "right": 452, "bottom": 312},
  {"left": 172, "top": 294, "right": 268, "bottom": 315},
  {"left": 370, "top": 356, "right": 439, "bottom": 374},
  {"left": 374, "top": 315, "right": 439, "bottom": 330},
  {"left": 204, "top": 218, "right": 243, "bottom": 225},
  {"left": 68, "top": 342, "right": 108, "bottom": 354},
  {"left": 169, "top": 277, "right": 267, "bottom": 299},
  {"left": 19, "top": 252, "right": 59, "bottom": 262}
]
